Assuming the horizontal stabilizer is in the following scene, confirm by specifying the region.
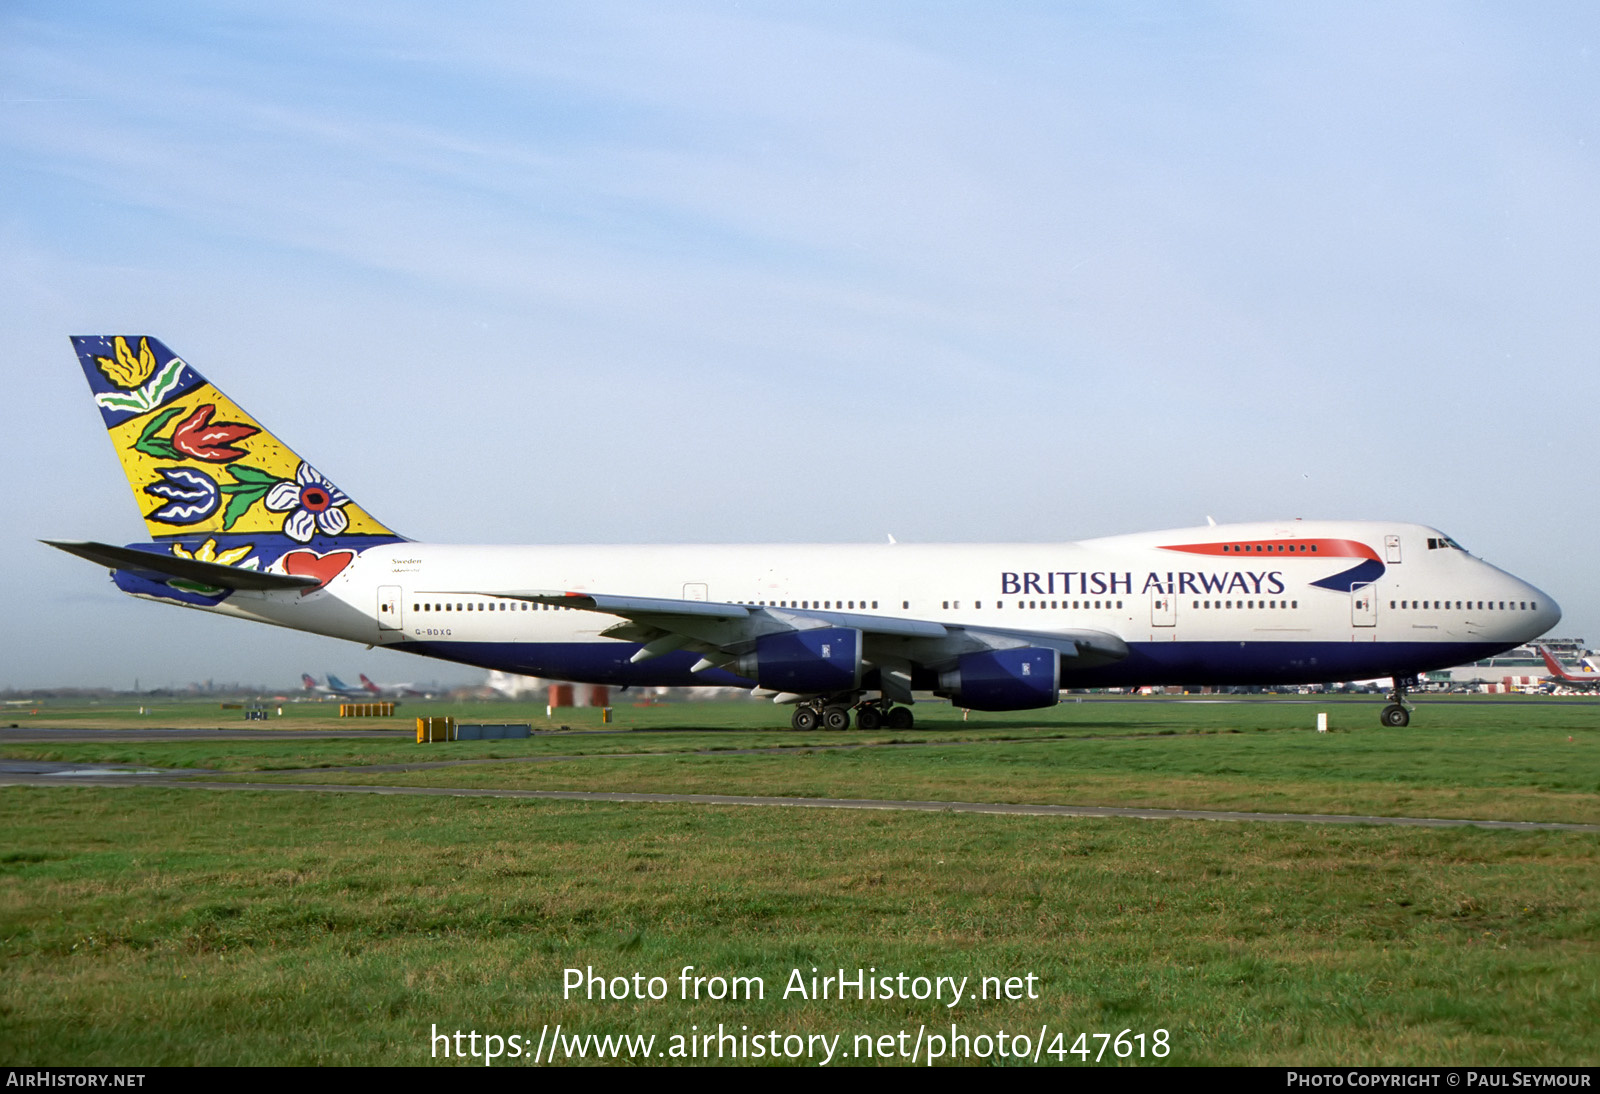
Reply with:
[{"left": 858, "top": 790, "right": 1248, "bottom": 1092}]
[{"left": 43, "top": 540, "right": 323, "bottom": 591}]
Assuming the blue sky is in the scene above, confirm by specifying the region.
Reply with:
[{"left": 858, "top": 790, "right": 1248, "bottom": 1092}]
[{"left": 3, "top": 2, "right": 1597, "bottom": 688}]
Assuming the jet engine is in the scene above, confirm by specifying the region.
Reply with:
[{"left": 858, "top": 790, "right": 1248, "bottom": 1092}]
[
  {"left": 936, "top": 647, "right": 1060, "bottom": 711},
  {"left": 736, "top": 627, "right": 862, "bottom": 693}
]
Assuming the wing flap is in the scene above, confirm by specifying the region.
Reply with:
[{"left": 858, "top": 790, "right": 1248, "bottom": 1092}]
[{"left": 961, "top": 626, "right": 1129, "bottom": 665}]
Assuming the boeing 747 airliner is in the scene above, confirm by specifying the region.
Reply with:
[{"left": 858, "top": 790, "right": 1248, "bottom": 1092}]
[{"left": 48, "top": 336, "right": 1560, "bottom": 729}]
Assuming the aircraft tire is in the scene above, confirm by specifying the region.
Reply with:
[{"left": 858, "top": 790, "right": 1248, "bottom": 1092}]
[
  {"left": 792, "top": 707, "right": 820, "bottom": 731},
  {"left": 822, "top": 707, "right": 851, "bottom": 731},
  {"left": 886, "top": 706, "right": 914, "bottom": 730},
  {"left": 855, "top": 706, "right": 883, "bottom": 731},
  {"left": 1380, "top": 704, "right": 1410, "bottom": 728}
]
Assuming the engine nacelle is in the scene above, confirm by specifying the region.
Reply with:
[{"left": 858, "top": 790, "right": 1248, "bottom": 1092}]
[
  {"left": 936, "top": 647, "right": 1060, "bottom": 711},
  {"left": 736, "top": 627, "right": 862, "bottom": 694}
]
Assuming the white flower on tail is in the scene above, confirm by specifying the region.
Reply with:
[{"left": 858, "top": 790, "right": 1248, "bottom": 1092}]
[{"left": 264, "top": 462, "right": 350, "bottom": 542}]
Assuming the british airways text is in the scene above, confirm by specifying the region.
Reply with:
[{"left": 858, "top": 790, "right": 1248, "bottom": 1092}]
[{"left": 999, "top": 572, "right": 1288, "bottom": 596}]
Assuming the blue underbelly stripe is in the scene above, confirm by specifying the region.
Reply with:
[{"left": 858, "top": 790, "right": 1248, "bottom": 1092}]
[{"left": 393, "top": 639, "right": 1516, "bottom": 688}]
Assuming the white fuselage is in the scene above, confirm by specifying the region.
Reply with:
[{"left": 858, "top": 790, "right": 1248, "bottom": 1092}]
[{"left": 149, "top": 520, "right": 1558, "bottom": 691}]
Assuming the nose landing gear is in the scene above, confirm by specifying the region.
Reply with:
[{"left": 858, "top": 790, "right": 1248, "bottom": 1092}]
[{"left": 1380, "top": 675, "right": 1417, "bottom": 727}]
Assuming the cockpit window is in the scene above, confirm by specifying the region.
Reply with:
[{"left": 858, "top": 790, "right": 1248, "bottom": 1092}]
[{"left": 1427, "top": 535, "right": 1469, "bottom": 553}]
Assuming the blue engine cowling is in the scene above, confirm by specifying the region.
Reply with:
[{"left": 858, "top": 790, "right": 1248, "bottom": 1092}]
[
  {"left": 936, "top": 648, "right": 1060, "bottom": 711},
  {"left": 737, "top": 627, "right": 862, "bottom": 693}
]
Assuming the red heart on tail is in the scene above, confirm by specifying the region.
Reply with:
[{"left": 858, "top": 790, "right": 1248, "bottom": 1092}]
[{"left": 282, "top": 550, "right": 354, "bottom": 595}]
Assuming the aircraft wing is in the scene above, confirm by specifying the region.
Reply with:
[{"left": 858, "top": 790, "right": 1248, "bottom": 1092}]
[
  {"left": 44, "top": 540, "right": 322, "bottom": 592},
  {"left": 470, "top": 589, "right": 1128, "bottom": 699}
]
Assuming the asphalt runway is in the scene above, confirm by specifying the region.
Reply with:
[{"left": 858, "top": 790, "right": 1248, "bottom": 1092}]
[{"left": 2, "top": 764, "right": 1595, "bottom": 833}]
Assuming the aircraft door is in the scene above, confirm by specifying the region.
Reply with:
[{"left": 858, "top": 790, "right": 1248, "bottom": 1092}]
[
  {"left": 1385, "top": 535, "right": 1402, "bottom": 563},
  {"left": 1151, "top": 593, "right": 1176, "bottom": 627},
  {"left": 378, "top": 585, "right": 403, "bottom": 631},
  {"left": 1351, "top": 583, "right": 1377, "bottom": 627}
]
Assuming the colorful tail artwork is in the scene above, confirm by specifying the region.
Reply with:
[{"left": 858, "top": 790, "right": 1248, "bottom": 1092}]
[{"left": 69, "top": 336, "right": 406, "bottom": 601}]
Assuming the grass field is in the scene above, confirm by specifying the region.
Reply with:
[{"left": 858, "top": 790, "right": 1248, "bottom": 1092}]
[{"left": 2, "top": 696, "right": 1596, "bottom": 1066}]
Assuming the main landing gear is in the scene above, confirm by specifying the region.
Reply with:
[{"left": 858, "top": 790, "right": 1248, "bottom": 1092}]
[
  {"left": 791, "top": 706, "right": 851, "bottom": 731},
  {"left": 790, "top": 701, "right": 914, "bottom": 731},
  {"left": 1380, "top": 675, "right": 1417, "bottom": 728},
  {"left": 855, "top": 703, "right": 914, "bottom": 730}
]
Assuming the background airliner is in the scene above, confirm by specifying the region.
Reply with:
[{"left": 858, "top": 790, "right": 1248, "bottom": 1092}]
[
  {"left": 49, "top": 336, "right": 1560, "bottom": 729},
  {"left": 360, "top": 673, "right": 422, "bottom": 698},
  {"left": 1536, "top": 646, "right": 1600, "bottom": 690},
  {"left": 300, "top": 673, "right": 363, "bottom": 698}
]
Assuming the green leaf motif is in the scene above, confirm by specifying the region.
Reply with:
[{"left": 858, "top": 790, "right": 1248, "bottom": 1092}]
[
  {"left": 132, "top": 406, "right": 186, "bottom": 460},
  {"left": 220, "top": 485, "right": 271, "bottom": 531},
  {"left": 168, "top": 579, "right": 225, "bottom": 596},
  {"left": 93, "top": 359, "right": 187, "bottom": 415},
  {"left": 94, "top": 391, "right": 148, "bottom": 412},
  {"left": 144, "top": 359, "right": 186, "bottom": 408},
  {"left": 227, "top": 465, "right": 282, "bottom": 486}
]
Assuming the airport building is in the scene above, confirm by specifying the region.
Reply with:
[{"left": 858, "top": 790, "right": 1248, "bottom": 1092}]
[{"left": 1434, "top": 637, "right": 1589, "bottom": 686}]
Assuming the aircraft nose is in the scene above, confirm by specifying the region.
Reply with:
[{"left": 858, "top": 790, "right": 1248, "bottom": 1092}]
[{"left": 1528, "top": 583, "right": 1561, "bottom": 637}]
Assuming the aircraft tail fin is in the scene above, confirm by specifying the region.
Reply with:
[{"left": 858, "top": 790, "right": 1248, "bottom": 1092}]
[
  {"left": 69, "top": 336, "right": 403, "bottom": 548},
  {"left": 302, "top": 674, "right": 320, "bottom": 691},
  {"left": 327, "top": 673, "right": 355, "bottom": 693},
  {"left": 360, "top": 674, "right": 381, "bottom": 694},
  {"left": 1536, "top": 646, "right": 1568, "bottom": 678}
]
